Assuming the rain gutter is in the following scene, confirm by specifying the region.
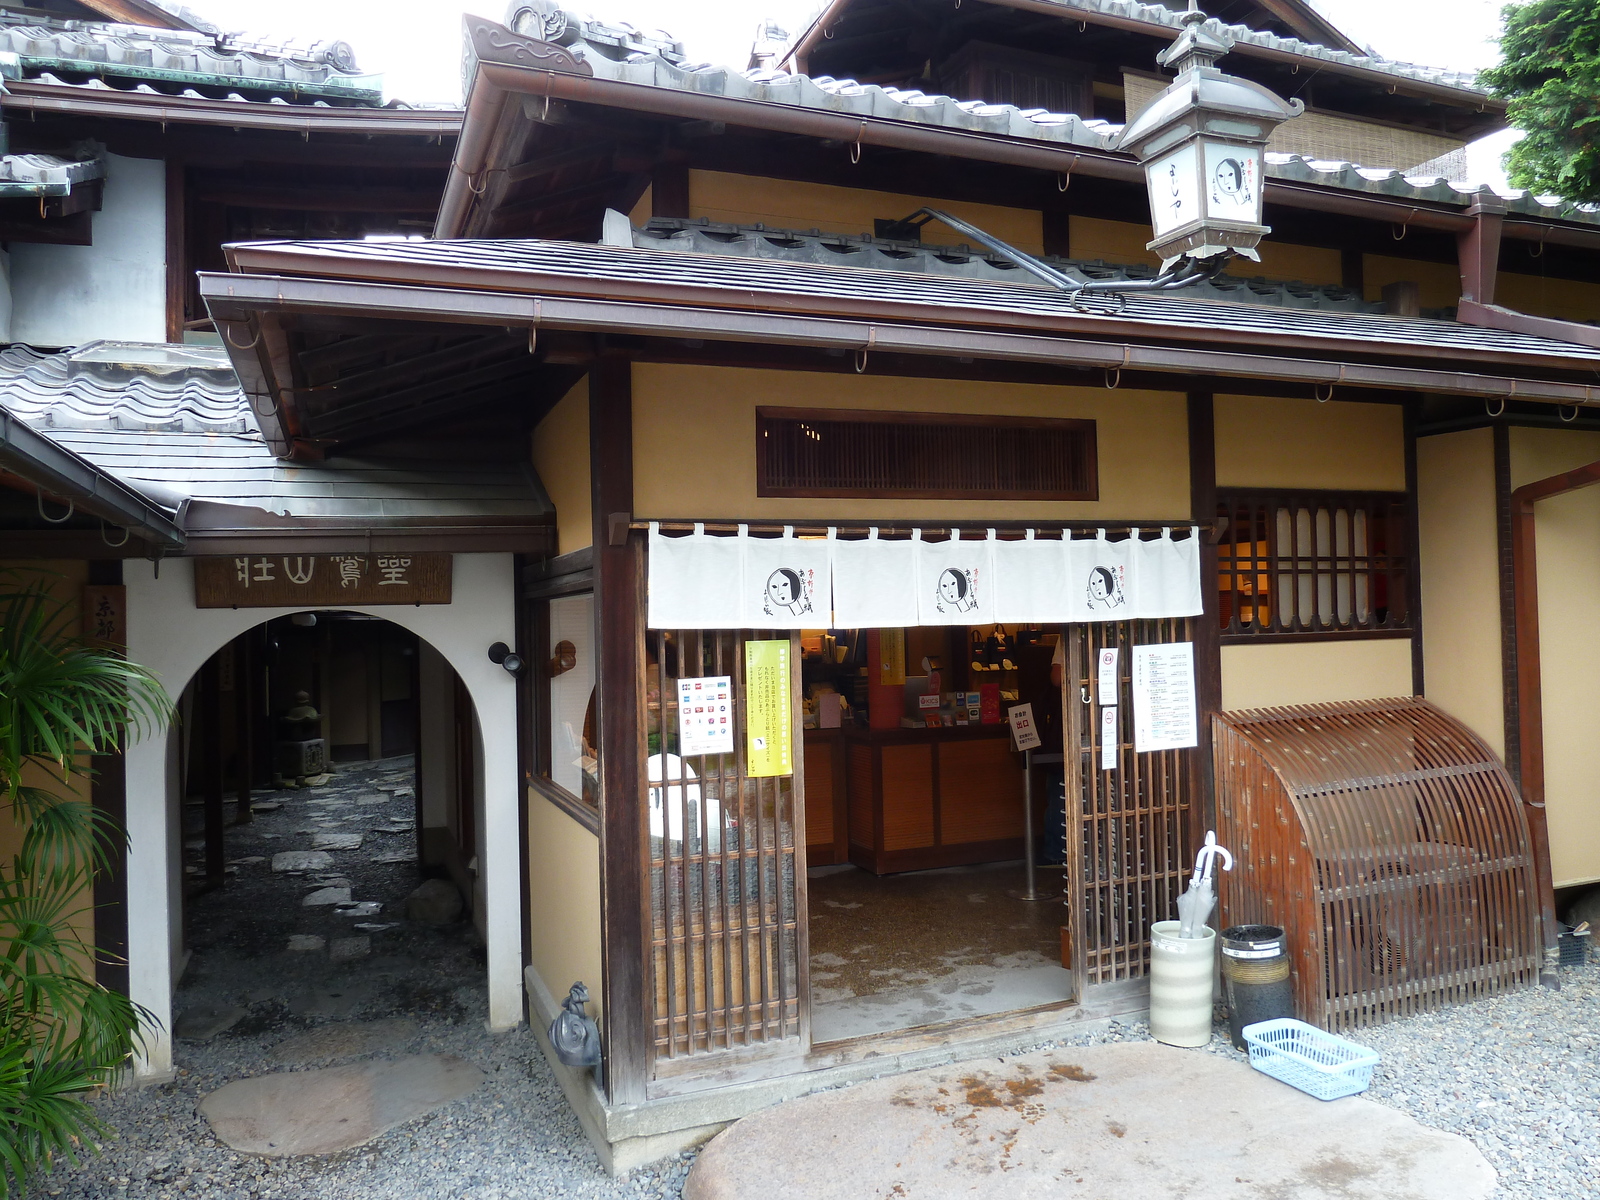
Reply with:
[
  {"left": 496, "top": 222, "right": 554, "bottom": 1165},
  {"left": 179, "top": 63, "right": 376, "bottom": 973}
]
[{"left": 0, "top": 406, "right": 186, "bottom": 549}]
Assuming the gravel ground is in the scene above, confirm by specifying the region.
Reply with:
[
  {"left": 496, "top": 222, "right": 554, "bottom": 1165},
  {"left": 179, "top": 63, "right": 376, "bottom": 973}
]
[
  {"left": 45, "top": 758, "right": 694, "bottom": 1200},
  {"left": 38, "top": 767, "right": 1600, "bottom": 1200}
]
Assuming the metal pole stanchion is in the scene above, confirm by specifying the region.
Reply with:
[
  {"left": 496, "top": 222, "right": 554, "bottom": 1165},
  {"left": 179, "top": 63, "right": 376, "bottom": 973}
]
[{"left": 1010, "top": 747, "right": 1050, "bottom": 901}]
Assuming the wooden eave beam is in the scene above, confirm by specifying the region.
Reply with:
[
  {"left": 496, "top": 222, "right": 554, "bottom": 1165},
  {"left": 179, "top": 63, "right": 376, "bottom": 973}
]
[
  {"left": 307, "top": 357, "right": 535, "bottom": 439},
  {"left": 199, "top": 270, "right": 1600, "bottom": 411},
  {"left": 1509, "top": 458, "right": 1600, "bottom": 967}
]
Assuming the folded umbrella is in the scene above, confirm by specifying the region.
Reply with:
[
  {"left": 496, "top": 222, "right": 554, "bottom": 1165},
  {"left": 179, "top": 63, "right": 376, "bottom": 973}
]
[{"left": 1177, "top": 830, "right": 1234, "bottom": 938}]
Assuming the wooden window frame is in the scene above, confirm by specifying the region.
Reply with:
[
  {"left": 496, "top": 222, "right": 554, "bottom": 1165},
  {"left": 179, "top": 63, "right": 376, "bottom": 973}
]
[
  {"left": 523, "top": 585, "right": 602, "bottom": 832},
  {"left": 756, "top": 406, "right": 1098, "bottom": 501},
  {"left": 1216, "top": 488, "right": 1412, "bottom": 645}
]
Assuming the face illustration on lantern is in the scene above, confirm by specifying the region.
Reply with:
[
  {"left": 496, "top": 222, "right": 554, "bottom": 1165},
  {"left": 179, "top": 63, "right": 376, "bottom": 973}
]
[
  {"left": 1086, "top": 565, "right": 1127, "bottom": 611},
  {"left": 937, "top": 568, "right": 978, "bottom": 614},
  {"left": 1210, "top": 154, "right": 1253, "bottom": 212},
  {"left": 763, "top": 567, "right": 811, "bottom": 616}
]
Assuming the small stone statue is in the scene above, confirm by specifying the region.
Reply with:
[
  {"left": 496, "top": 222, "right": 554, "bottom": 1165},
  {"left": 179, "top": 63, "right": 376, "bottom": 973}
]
[{"left": 550, "top": 981, "right": 601, "bottom": 1068}]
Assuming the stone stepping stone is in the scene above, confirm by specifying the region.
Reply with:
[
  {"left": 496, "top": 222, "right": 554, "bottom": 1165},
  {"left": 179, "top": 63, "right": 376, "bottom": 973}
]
[
  {"left": 174, "top": 1004, "right": 247, "bottom": 1040},
  {"left": 355, "top": 794, "right": 391, "bottom": 806},
  {"left": 250, "top": 801, "right": 285, "bottom": 813},
  {"left": 302, "top": 887, "right": 352, "bottom": 907},
  {"left": 371, "top": 850, "right": 418, "bottom": 864},
  {"left": 273, "top": 852, "right": 334, "bottom": 873},
  {"left": 289, "top": 983, "right": 375, "bottom": 1019},
  {"left": 683, "top": 1042, "right": 1496, "bottom": 1200},
  {"left": 311, "top": 833, "right": 364, "bottom": 851},
  {"left": 329, "top": 935, "right": 371, "bottom": 962},
  {"left": 336, "top": 901, "right": 383, "bottom": 917},
  {"left": 286, "top": 935, "right": 325, "bottom": 953},
  {"left": 227, "top": 856, "right": 267, "bottom": 866},
  {"left": 371, "top": 824, "right": 414, "bottom": 835},
  {"left": 267, "top": 1018, "right": 420, "bottom": 1065}
]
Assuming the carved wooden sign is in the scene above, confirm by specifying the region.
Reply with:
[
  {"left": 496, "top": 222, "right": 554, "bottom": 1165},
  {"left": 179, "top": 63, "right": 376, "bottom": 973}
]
[{"left": 194, "top": 554, "right": 452, "bottom": 608}]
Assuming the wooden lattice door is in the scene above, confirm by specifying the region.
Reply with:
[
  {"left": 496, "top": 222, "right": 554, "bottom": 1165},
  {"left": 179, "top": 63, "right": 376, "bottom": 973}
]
[
  {"left": 1064, "top": 619, "right": 1197, "bottom": 994},
  {"left": 643, "top": 628, "right": 807, "bottom": 1079}
]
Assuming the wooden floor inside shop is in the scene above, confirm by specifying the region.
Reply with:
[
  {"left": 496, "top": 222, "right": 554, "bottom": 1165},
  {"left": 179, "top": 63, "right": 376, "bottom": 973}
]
[{"left": 807, "top": 861, "right": 1072, "bottom": 1043}]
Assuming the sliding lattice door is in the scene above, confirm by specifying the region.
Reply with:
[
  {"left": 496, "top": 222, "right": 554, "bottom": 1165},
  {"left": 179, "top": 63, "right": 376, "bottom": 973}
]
[
  {"left": 1065, "top": 619, "right": 1197, "bottom": 992},
  {"left": 644, "top": 628, "right": 806, "bottom": 1077}
]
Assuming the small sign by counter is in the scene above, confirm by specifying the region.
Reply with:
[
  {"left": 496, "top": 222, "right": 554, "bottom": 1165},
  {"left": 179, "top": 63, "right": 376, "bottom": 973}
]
[
  {"left": 194, "top": 554, "right": 452, "bottom": 608},
  {"left": 1132, "top": 642, "right": 1199, "bottom": 753},
  {"left": 745, "top": 640, "right": 793, "bottom": 778},
  {"left": 1007, "top": 702, "right": 1043, "bottom": 752}
]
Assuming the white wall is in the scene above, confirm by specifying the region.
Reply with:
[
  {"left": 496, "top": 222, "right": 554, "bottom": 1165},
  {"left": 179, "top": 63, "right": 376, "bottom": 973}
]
[
  {"left": 417, "top": 640, "right": 456, "bottom": 830},
  {"left": 123, "top": 553, "right": 524, "bottom": 1082},
  {"left": 9, "top": 153, "right": 167, "bottom": 347}
]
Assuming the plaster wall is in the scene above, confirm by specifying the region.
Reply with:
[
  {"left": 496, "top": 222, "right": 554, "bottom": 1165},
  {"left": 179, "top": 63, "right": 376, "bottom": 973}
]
[
  {"left": 1068, "top": 214, "right": 1341, "bottom": 285},
  {"left": 417, "top": 640, "right": 456, "bottom": 830},
  {"left": 525, "top": 792, "right": 604, "bottom": 1024},
  {"left": 532, "top": 375, "right": 593, "bottom": 555},
  {"left": 9, "top": 153, "right": 167, "bottom": 347},
  {"left": 1509, "top": 427, "right": 1600, "bottom": 887},
  {"left": 1220, "top": 639, "right": 1414, "bottom": 711},
  {"left": 1416, "top": 428, "right": 1504, "bottom": 759},
  {"left": 1214, "top": 395, "right": 1406, "bottom": 491},
  {"left": 122, "top": 553, "right": 523, "bottom": 1082},
  {"left": 631, "top": 364, "right": 1191, "bottom": 523},
  {"left": 688, "top": 169, "right": 1045, "bottom": 256}
]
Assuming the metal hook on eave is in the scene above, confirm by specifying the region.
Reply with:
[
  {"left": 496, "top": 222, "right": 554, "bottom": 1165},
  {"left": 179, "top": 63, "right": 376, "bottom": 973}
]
[
  {"left": 1058, "top": 154, "right": 1080, "bottom": 192},
  {"left": 855, "top": 326, "right": 876, "bottom": 373},
  {"left": 1315, "top": 383, "right": 1334, "bottom": 403},
  {"left": 1486, "top": 396, "right": 1506, "bottom": 418},
  {"left": 849, "top": 122, "right": 866, "bottom": 165},
  {"left": 223, "top": 321, "right": 262, "bottom": 351},
  {"left": 37, "top": 487, "right": 73, "bottom": 524},
  {"left": 1561, "top": 404, "right": 1580, "bottom": 423},
  {"left": 100, "top": 521, "right": 131, "bottom": 548}
]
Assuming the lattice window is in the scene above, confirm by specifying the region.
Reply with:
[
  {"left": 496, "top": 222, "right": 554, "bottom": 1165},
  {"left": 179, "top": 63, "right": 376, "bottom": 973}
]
[
  {"left": 756, "top": 407, "right": 1097, "bottom": 501},
  {"left": 1216, "top": 490, "right": 1411, "bottom": 641}
]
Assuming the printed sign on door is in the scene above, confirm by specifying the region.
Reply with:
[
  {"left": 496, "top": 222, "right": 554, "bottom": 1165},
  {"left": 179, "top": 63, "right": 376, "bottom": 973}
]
[{"left": 677, "top": 676, "right": 734, "bottom": 757}]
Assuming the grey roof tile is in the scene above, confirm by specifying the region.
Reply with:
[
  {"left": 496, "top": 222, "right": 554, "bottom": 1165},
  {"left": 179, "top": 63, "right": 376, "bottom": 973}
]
[{"left": 0, "top": 342, "right": 552, "bottom": 523}]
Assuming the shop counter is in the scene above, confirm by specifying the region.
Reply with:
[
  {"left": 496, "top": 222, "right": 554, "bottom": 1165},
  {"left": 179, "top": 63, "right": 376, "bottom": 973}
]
[{"left": 804, "top": 724, "right": 1025, "bottom": 875}]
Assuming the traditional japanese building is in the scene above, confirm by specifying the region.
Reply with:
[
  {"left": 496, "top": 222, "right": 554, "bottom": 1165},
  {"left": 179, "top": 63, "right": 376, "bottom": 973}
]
[{"left": 11, "top": 0, "right": 1600, "bottom": 1175}]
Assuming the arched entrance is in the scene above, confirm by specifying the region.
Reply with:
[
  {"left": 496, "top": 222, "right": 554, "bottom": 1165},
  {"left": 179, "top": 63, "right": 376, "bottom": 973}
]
[{"left": 120, "top": 554, "right": 523, "bottom": 1082}]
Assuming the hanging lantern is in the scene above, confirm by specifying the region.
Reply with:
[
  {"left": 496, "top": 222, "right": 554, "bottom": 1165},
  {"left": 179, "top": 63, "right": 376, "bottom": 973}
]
[{"left": 1116, "top": 2, "right": 1304, "bottom": 270}]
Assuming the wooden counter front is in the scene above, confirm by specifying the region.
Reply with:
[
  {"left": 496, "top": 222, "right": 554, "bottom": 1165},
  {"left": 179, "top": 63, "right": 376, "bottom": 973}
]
[{"left": 812, "top": 725, "right": 1025, "bottom": 875}]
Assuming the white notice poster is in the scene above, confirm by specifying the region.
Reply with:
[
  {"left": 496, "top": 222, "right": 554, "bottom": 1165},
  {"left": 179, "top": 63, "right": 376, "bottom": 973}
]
[
  {"left": 1131, "top": 643, "right": 1198, "bottom": 753},
  {"left": 1007, "top": 702, "right": 1043, "bottom": 752},
  {"left": 1097, "top": 647, "right": 1120, "bottom": 706},
  {"left": 677, "top": 675, "right": 734, "bottom": 756},
  {"left": 1100, "top": 705, "right": 1119, "bottom": 771}
]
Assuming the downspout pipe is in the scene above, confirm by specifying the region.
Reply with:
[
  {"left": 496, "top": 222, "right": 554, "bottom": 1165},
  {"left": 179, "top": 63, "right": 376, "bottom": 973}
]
[
  {"left": 0, "top": 406, "right": 187, "bottom": 550},
  {"left": 1509, "top": 458, "right": 1600, "bottom": 983}
]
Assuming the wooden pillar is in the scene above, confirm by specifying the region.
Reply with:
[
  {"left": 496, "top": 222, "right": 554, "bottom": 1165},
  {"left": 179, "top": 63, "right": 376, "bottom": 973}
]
[
  {"left": 88, "top": 560, "right": 129, "bottom": 995},
  {"left": 1457, "top": 196, "right": 1505, "bottom": 307},
  {"left": 1494, "top": 423, "right": 1520, "bottom": 781},
  {"left": 1403, "top": 396, "right": 1425, "bottom": 696},
  {"left": 591, "top": 351, "right": 649, "bottom": 1104},
  {"left": 1187, "top": 393, "right": 1221, "bottom": 837},
  {"left": 202, "top": 657, "right": 226, "bottom": 887},
  {"left": 651, "top": 160, "right": 690, "bottom": 219},
  {"left": 233, "top": 634, "right": 253, "bottom": 824},
  {"left": 164, "top": 157, "right": 187, "bottom": 344}
]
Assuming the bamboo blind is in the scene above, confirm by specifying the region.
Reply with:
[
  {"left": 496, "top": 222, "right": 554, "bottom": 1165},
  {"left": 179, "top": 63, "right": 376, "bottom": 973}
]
[
  {"left": 1214, "top": 698, "right": 1540, "bottom": 1031},
  {"left": 1065, "top": 618, "right": 1197, "bottom": 992},
  {"left": 644, "top": 628, "right": 806, "bottom": 1064}
]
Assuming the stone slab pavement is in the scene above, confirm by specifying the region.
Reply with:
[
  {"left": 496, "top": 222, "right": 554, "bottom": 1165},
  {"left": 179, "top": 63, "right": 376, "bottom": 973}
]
[{"left": 684, "top": 1041, "right": 1496, "bottom": 1200}]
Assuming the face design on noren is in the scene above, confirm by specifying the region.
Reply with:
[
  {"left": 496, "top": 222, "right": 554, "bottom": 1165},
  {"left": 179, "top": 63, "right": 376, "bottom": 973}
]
[
  {"left": 763, "top": 568, "right": 810, "bottom": 615},
  {"left": 937, "top": 568, "right": 977, "bottom": 613}
]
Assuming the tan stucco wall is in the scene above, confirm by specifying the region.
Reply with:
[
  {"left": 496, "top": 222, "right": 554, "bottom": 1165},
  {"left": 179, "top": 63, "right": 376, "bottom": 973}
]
[
  {"left": 689, "top": 169, "right": 1045, "bottom": 256},
  {"left": 532, "top": 375, "right": 592, "bottom": 556},
  {"left": 1220, "top": 639, "right": 1414, "bottom": 711},
  {"left": 631, "top": 364, "right": 1191, "bottom": 523},
  {"left": 1497, "top": 271, "right": 1600, "bottom": 325},
  {"left": 1416, "top": 427, "right": 1504, "bottom": 760},
  {"left": 0, "top": 561, "right": 95, "bottom": 959},
  {"left": 1362, "top": 255, "right": 1459, "bottom": 310},
  {"left": 1214, "top": 395, "right": 1406, "bottom": 491},
  {"left": 526, "top": 791, "right": 604, "bottom": 1022},
  {"left": 1068, "top": 214, "right": 1341, "bottom": 285},
  {"left": 1510, "top": 427, "right": 1600, "bottom": 886}
]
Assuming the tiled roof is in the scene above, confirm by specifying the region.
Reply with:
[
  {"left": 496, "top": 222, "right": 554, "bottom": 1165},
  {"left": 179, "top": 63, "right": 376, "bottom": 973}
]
[
  {"left": 0, "top": 148, "right": 103, "bottom": 197},
  {"left": 548, "top": 26, "right": 1600, "bottom": 233},
  {"left": 0, "top": 11, "right": 383, "bottom": 105},
  {"left": 225, "top": 236, "right": 1600, "bottom": 370},
  {"left": 1, "top": 343, "right": 552, "bottom": 521},
  {"left": 633, "top": 217, "right": 1385, "bottom": 316}
]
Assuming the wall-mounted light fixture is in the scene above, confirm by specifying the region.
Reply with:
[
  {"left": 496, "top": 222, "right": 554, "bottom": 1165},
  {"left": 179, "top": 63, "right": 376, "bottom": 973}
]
[{"left": 488, "top": 641, "right": 524, "bottom": 675}]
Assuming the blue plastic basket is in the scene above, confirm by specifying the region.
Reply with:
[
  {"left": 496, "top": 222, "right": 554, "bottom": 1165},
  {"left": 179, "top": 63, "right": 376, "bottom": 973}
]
[{"left": 1241, "top": 1018, "right": 1380, "bottom": 1101}]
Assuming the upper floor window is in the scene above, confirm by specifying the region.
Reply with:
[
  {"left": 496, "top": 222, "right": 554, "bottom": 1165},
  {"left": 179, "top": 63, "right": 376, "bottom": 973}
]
[
  {"left": 1217, "top": 490, "right": 1411, "bottom": 641},
  {"left": 756, "top": 407, "right": 1098, "bottom": 501}
]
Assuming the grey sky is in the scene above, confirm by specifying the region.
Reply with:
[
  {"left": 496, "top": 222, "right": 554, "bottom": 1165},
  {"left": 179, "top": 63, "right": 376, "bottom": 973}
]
[{"left": 185, "top": 0, "right": 1519, "bottom": 180}]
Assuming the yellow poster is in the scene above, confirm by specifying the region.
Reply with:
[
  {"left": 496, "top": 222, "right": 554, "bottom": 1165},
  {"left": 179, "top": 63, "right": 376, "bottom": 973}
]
[
  {"left": 877, "top": 628, "right": 906, "bottom": 686},
  {"left": 744, "top": 639, "right": 793, "bottom": 778}
]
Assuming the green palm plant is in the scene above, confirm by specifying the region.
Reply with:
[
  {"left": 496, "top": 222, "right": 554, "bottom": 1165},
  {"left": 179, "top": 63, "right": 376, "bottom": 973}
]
[{"left": 0, "top": 572, "right": 171, "bottom": 1197}]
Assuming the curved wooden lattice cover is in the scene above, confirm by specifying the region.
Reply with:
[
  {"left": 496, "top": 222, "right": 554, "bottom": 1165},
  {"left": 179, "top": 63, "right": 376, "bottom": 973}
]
[{"left": 1214, "top": 697, "right": 1539, "bottom": 1031}]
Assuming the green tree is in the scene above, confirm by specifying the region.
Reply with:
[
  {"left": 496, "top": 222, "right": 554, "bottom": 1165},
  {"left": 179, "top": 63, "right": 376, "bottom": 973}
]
[
  {"left": 1481, "top": 1, "right": 1600, "bottom": 202},
  {"left": 0, "top": 573, "right": 171, "bottom": 1197}
]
